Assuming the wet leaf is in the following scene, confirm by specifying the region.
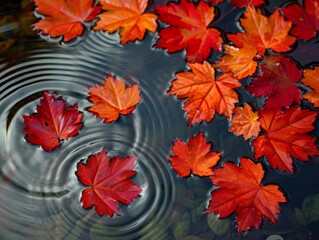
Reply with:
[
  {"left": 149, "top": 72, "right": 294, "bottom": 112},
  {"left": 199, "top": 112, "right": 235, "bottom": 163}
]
[
  {"left": 253, "top": 106, "right": 319, "bottom": 173},
  {"left": 247, "top": 55, "right": 302, "bottom": 109},
  {"left": 231, "top": 0, "right": 264, "bottom": 7},
  {"left": 294, "top": 208, "right": 307, "bottom": 226},
  {"left": 75, "top": 148, "right": 142, "bottom": 216},
  {"left": 206, "top": 158, "right": 286, "bottom": 234},
  {"left": 229, "top": 103, "right": 261, "bottom": 140},
  {"left": 228, "top": 6, "right": 295, "bottom": 55},
  {"left": 282, "top": 0, "right": 319, "bottom": 41},
  {"left": 155, "top": 0, "right": 223, "bottom": 63},
  {"left": 94, "top": 0, "right": 157, "bottom": 44},
  {"left": 23, "top": 92, "right": 83, "bottom": 151},
  {"left": 88, "top": 75, "right": 141, "bottom": 123},
  {"left": 173, "top": 212, "right": 191, "bottom": 240},
  {"left": 302, "top": 67, "right": 319, "bottom": 107},
  {"left": 169, "top": 132, "right": 221, "bottom": 177},
  {"left": 167, "top": 61, "right": 241, "bottom": 125},
  {"left": 214, "top": 45, "right": 258, "bottom": 80},
  {"left": 33, "top": 0, "right": 101, "bottom": 42}
]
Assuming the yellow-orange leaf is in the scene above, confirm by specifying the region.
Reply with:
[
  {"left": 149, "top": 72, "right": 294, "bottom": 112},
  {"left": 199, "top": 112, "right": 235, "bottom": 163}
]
[
  {"left": 94, "top": 0, "right": 158, "bottom": 44},
  {"left": 167, "top": 61, "right": 241, "bottom": 125},
  {"left": 228, "top": 6, "right": 295, "bottom": 55},
  {"left": 302, "top": 67, "right": 319, "bottom": 107},
  {"left": 88, "top": 76, "right": 141, "bottom": 123},
  {"left": 214, "top": 45, "right": 258, "bottom": 79},
  {"left": 229, "top": 104, "right": 260, "bottom": 140}
]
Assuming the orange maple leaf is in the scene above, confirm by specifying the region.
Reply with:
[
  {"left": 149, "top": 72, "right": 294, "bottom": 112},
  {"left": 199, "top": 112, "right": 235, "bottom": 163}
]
[
  {"left": 88, "top": 76, "right": 141, "bottom": 123},
  {"left": 167, "top": 61, "right": 241, "bottom": 125},
  {"left": 229, "top": 104, "right": 260, "bottom": 140},
  {"left": 228, "top": 6, "right": 296, "bottom": 55},
  {"left": 94, "top": 0, "right": 158, "bottom": 44},
  {"left": 33, "top": 0, "right": 101, "bottom": 42},
  {"left": 302, "top": 67, "right": 319, "bottom": 107},
  {"left": 206, "top": 158, "right": 286, "bottom": 234},
  {"left": 213, "top": 45, "right": 258, "bottom": 79},
  {"left": 169, "top": 132, "right": 221, "bottom": 177},
  {"left": 253, "top": 106, "right": 319, "bottom": 174}
]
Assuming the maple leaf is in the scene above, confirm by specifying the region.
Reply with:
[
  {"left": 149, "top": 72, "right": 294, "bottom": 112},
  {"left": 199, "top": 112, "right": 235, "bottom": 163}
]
[
  {"left": 167, "top": 61, "right": 241, "bottom": 125},
  {"left": 88, "top": 75, "right": 141, "bottom": 123},
  {"left": 207, "top": 0, "right": 224, "bottom": 4},
  {"left": 231, "top": 0, "right": 264, "bottom": 8},
  {"left": 213, "top": 45, "right": 258, "bottom": 80},
  {"left": 93, "top": 0, "right": 157, "bottom": 44},
  {"left": 253, "top": 106, "right": 319, "bottom": 173},
  {"left": 229, "top": 103, "right": 260, "bottom": 140},
  {"left": 169, "top": 132, "right": 221, "bottom": 177},
  {"left": 23, "top": 92, "right": 83, "bottom": 151},
  {"left": 247, "top": 55, "right": 302, "bottom": 109},
  {"left": 302, "top": 67, "right": 319, "bottom": 107},
  {"left": 282, "top": 0, "right": 319, "bottom": 41},
  {"left": 33, "top": 0, "right": 101, "bottom": 42},
  {"left": 206, "top": 158, "right": 286, "bottom": 234},
  {"left": 228, "top": 6, "right": 295, "bottom": 55},
  {"left": 75, "top": 148, "right": 142, "bottom": 216},
  {"left": 155, "top": 0, "right": 223, "bottom": 63}
]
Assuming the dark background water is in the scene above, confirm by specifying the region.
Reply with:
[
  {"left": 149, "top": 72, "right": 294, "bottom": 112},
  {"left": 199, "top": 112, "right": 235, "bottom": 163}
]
[{"left": 1, "top": 0, "right": 319, "bottom": 239}]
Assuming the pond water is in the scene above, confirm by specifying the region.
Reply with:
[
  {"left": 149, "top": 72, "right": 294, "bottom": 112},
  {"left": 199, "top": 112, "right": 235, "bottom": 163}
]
[{"left": 1, "top": 0, "right": 319, "bottom": 239}]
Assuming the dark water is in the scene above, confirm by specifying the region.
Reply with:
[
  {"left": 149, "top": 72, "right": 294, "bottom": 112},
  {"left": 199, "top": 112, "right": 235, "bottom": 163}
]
[{"left": 1, "top": 0, "right": 319, "bottom": 239}]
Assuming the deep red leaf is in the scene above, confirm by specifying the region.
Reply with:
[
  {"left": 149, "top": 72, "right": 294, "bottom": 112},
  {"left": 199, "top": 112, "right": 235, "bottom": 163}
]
[{"left": 23, "top": 92, "right": 83, "bottom": 151}]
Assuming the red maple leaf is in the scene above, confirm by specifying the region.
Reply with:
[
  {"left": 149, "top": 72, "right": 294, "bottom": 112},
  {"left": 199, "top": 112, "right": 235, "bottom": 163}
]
[
  {"left": 169, "top": 132, "right": 221, "bottom": 177},
  {"left": 23, "top": 92, "right": 83, "bottom": 151},
  {"left": 231, "top": 0, "right": 264, "bottom": 8},
  {"left": 247, "top": 55, "right": 302, "bottom": 109},
  {"left": 155, "top": 0, "right": 223, "bottom": 63},
  {"left": 206, "top": 158, "right": 286, "bottom": 234},
  {"left": 228, "top": 6, "right": 295, "bottom": 55},
  {"left": 282, "top": 0, "right": 319, "bottom": 41},
  {"left": 75, "top": 148, "right": 142, "bottom": 216},
  {"left": 33, "top": 0, "right": 101, "bottom": 42},
  {"left": 88, "top": 75, "right": 141, "bottom": 123},
  {"left": 253, "top": 106, "right": 319, "bottom": 173}
]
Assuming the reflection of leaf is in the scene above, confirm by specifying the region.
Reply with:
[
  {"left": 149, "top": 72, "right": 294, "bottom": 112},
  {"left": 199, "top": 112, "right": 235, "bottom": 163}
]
[
  {"left": 167, "top": 61, "right": 241, "bottom": 125},
  {"left": 214, "top": 45, "right": 258, "bottom": 80},
  {"left": 23, "top": 92, "right": 83, "bottom": 151},
  {"left": 33, "top": 0, "right": 101, "bottom": 42},
  {"left": 76, "top": 148, "right": 142, "bottom": 216},
  {"left": 282, "top": 0, "right": 319, "bottom": 41},
  {"left": 155, "top": 0, "right": 223, "bottom": 63},
  {"left": 302, "top": 194, "right": 319, "bottom": 224},
  {"left": 228, "top": 6, "right": 295, "bottom": 54},
  {"left": 302, "top": 67, "right": 319, "bottom": 107},
  {"left": 206, "top": 158, "right": 286, "bottom": 234},
  {"left": 88, "top": 75, "right": 141, "bottom": 123},
  {"left": 169, "top": 132, "right": 221, "bottom": 177},
  {"left": 253, "top": 106, "right": 319, "bottom": 173},
  {"left": 229, "top": 103, "right": 260, "bottom": 140},
  {"left": 247, "top": 55, "right": 302, "bottom": 109},
  {"left": 94, "top": 0, "right": 157, "bottom": 44}
]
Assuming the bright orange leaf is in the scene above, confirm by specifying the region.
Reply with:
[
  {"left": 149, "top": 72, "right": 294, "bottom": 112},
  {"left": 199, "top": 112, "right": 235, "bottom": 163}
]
[
  {"left": 302, "top": 67, "right": 319, "bottom": 107},
  {"left": 228, "top": 6, "right": 295, "bottom": 55},
  {"left": 167, "top": 61, "right": 241, "bottom": 125},
  {"left": 169, "top": 132, "right": 221, "bottom": 177},
  {"left": 253, "top": 106, "right": 319, "bottom": 174},
  {"left": 213, "top": 45, "right": 258, "bottom": 80},
  {"left": 93, "top": 0, "right": 157, "bottom": 44},
  {"left": 33, "top": 0, "right": 101, "bottom": 42},
  {"left": 88, "top": 75, "right": 141, "bottom": 123},
  {"left": 155, "top": 0, "right": 223, "bottom": 63},
  {"left": 206, "top": 158, "right": 286, "bottom": 234},
  {"left": 229, "top": 104, "right": 260, "bottom": 140}
]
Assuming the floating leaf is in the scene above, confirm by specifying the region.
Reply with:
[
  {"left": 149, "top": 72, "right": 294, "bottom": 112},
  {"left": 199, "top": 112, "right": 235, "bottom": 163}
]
[{"left": 302, "top": 67, "right": 319, "bottom": 107}]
